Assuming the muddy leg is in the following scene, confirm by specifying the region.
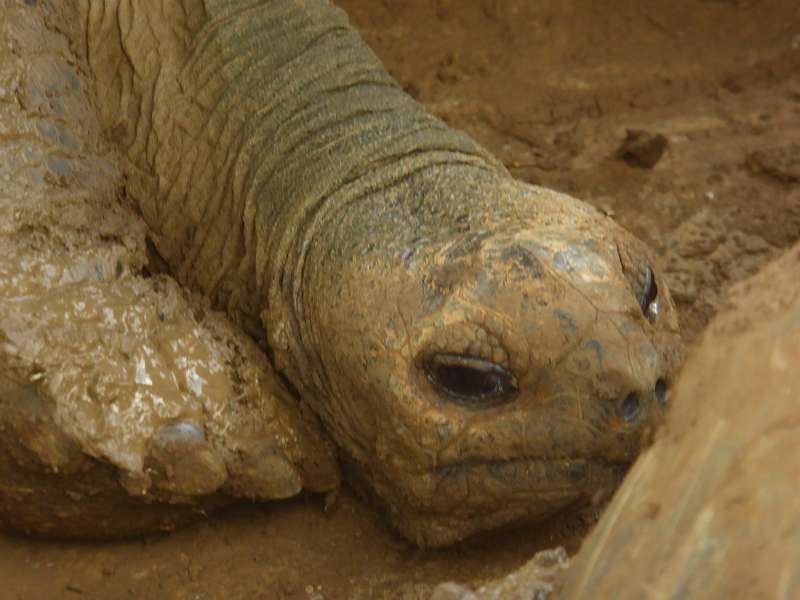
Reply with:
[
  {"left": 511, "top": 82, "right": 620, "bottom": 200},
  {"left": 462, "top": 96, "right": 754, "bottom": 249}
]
[{"left": 0, "top": 1, "right": 337, "bottom": 539}]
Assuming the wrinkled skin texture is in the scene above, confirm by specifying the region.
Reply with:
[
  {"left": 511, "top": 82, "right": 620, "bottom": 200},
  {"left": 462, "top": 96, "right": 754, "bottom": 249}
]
[
  {"left": 0, "top": 0, "right": 681, "bottom": 546},
  {"left": 302, "top": 167, "right": 681, "bottom": 544},
  {"left": 437, "top": 241, "right": 800, "bottom": 595}
]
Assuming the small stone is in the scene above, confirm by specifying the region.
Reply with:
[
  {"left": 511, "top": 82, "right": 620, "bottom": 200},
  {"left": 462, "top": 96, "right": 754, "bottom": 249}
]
[
  {"left": 430, "top": 582, "right": 479, "bottom": 600},
  {"left": 323, "top": 488, "right": 339, "bottom": 513},
  {"left": 746, "top": 145, "right": 800, "bottom": 184},
  {"left": 597, "top": 204, "right": 616, "bottom": 218},
  {"left": 615, "top": 129, "right": 668, "bottom": 169}
]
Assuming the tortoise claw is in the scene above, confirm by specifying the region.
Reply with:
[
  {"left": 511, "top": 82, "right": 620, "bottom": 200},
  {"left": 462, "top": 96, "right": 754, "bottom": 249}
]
[{"left": 146, "top": 421, "right": 227, "bottom": 497}]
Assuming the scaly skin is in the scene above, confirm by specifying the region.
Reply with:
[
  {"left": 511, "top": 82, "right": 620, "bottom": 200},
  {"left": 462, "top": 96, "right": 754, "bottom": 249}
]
[
  {"left": 435, "top": 242, "right": 800, "bottom": 596},
  {"left": 0, "top": 0, "right": 682, "bottom": 546}
]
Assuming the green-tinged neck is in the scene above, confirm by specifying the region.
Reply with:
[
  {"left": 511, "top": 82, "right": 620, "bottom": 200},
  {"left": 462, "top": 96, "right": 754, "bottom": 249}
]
[
  {"left": 195, "top": 0, "right": 503, "bottom": 321},
  {"left": 79, "top": 0, "right": 502, "bottom": 338}
]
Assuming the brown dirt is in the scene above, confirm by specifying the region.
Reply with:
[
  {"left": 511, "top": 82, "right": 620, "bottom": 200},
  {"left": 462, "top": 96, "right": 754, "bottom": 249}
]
[{"left": 3, "top": 1, "right": 799, "bottom": 598}]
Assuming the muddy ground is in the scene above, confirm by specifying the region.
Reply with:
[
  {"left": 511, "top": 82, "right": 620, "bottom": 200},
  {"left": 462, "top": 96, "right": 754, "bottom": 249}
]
[{"left": 2, "top": 1, "right": 799, "bottom": 598}]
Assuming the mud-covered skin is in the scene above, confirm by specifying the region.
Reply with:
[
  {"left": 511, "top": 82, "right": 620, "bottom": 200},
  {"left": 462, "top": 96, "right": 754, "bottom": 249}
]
[
  {"left": 437, "top": 241, "right": 800, "bottom": 597},
  {"left": 0, "top": 0, "right": 681, "bottom": 545},
  {"left": 0, "top": 0, "right": 338, "bottom": 538},
  {"left": 300, "top": 166, "right": 681, "bottom": 544}
]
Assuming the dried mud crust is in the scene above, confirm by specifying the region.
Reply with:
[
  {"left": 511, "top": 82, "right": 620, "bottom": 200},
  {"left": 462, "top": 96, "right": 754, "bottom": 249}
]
[
  {"left": 1, "top": 1, "right": 799, "bottom": 599},
  {"left": 0, "top": 0, "right": 338, "bottom": 540}
]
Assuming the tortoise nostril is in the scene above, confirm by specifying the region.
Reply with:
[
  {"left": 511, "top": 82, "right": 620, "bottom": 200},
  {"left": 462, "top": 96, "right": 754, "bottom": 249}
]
[
  {"left": 619, "top": 392, "right": 641, "bottom": 422},
  {"left": 655, "top": 378, "right": 668, "bottom": 407}
]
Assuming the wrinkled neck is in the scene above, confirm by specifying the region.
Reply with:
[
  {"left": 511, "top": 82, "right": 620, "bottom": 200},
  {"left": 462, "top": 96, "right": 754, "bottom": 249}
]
[
  {"left": 78, "top": 0, "right": 502, "bottom": 339},
  {"left": 268, "top": 162, "right": 513, "bottom": 415},
  {"left": 184, "top": 0, "right": 504, "bottom": 303},
  {"left": 203, "top": 0, "right": 503, "bottom": 311},
  {"left": 187, "top": 0, "right": 505, "bottom": 351}
]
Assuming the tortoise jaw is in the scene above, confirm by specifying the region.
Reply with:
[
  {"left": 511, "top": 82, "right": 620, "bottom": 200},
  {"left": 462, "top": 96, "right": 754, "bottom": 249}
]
[
  {"left": 376, "top": 456, "right": 633, "bottom": 547},
  {"left": 426, "top": 455, "right": 633, "bottom": 503}
]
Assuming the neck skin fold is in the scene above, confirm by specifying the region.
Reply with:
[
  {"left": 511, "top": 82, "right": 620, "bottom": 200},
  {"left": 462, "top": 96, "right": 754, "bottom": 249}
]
[{"left": 78, "top": 0, "right": 502, "bottom": 340}]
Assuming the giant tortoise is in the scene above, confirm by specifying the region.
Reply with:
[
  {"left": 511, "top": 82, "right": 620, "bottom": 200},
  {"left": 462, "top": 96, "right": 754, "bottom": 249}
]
[
  {"left": 0, "top": 0, "right": 681, "bottom": 546},
  {"left": 434, "top": 241, "right": 800, "bottom": 598}
]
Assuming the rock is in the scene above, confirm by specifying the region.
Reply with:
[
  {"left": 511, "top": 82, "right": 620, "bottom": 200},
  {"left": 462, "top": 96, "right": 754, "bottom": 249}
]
[
  {"left": 615, "top": 129, "right": 668, "bottom": 169},
  {"left": 746, "top": 144, "right": 800, "bottom": 183}
]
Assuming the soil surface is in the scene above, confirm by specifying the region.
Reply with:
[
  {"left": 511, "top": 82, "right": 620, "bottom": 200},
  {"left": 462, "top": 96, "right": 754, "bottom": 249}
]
[{"left": 3, "top": 1, "right": 799, "bottom": 598}]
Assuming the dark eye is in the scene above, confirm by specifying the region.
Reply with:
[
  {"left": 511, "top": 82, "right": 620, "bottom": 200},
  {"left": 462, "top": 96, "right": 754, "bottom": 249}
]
[
  {"left": 425, "top": 354, "right": 518, "bottom": 408},
  {"left": 639, "top": 265, "right": 658, "bottom": 323}
]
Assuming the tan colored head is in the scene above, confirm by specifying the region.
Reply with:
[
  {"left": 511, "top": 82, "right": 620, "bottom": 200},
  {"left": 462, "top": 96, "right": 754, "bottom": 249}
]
[{"left": 275, "top": 164, "right": 682, "bottom": 546}]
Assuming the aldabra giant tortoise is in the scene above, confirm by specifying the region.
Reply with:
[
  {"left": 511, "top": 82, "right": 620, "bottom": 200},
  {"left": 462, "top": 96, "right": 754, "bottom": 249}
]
[
  {"left": 0, "top": 0, "right": 681, "bottom": 547},
  {"left": 434, "top": 242, "right": 800, "bottom": 597}
]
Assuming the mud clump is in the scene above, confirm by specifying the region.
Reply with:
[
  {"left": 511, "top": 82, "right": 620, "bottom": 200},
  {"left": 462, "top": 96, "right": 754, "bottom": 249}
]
[
  {"left": 432, "top": 547, "right": 570, "bottom": 600},
  {"left": 614, "top": 129, "right": 668, "bottom": 169},
  {"left": 747, "top": 144, "right": 800, "bottom": 183}
]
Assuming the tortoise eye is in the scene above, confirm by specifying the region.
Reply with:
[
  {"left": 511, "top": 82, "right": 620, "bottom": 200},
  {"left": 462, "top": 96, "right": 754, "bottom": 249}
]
[
  {"left": 425, "top": 354, "right": 518, "bottom": 408},
  {"left": 639, "top": 265, "right": 658, "bottom": 323}
]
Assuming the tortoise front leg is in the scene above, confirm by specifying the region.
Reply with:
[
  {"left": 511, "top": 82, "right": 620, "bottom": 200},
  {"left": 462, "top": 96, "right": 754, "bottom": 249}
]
[{"left": 0, "top": 0, "right": 338, "bottom": 539}]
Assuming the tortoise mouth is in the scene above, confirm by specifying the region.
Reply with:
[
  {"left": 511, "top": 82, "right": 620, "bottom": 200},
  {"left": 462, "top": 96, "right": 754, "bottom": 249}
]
[
  {"left": 401, "top": 456, "right": 634, "bottom": 512},
  {"left": 383, "top": 457, "right": 634, "bottom": 547},
  {"left": 430, "top": 455, "right": 633, "bottom": 485}
]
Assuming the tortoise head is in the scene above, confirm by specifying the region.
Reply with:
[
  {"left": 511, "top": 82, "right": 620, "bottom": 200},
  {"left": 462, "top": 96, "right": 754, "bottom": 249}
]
[{"left": 274, "top": 165, "right": 683, "bottom": 546}]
